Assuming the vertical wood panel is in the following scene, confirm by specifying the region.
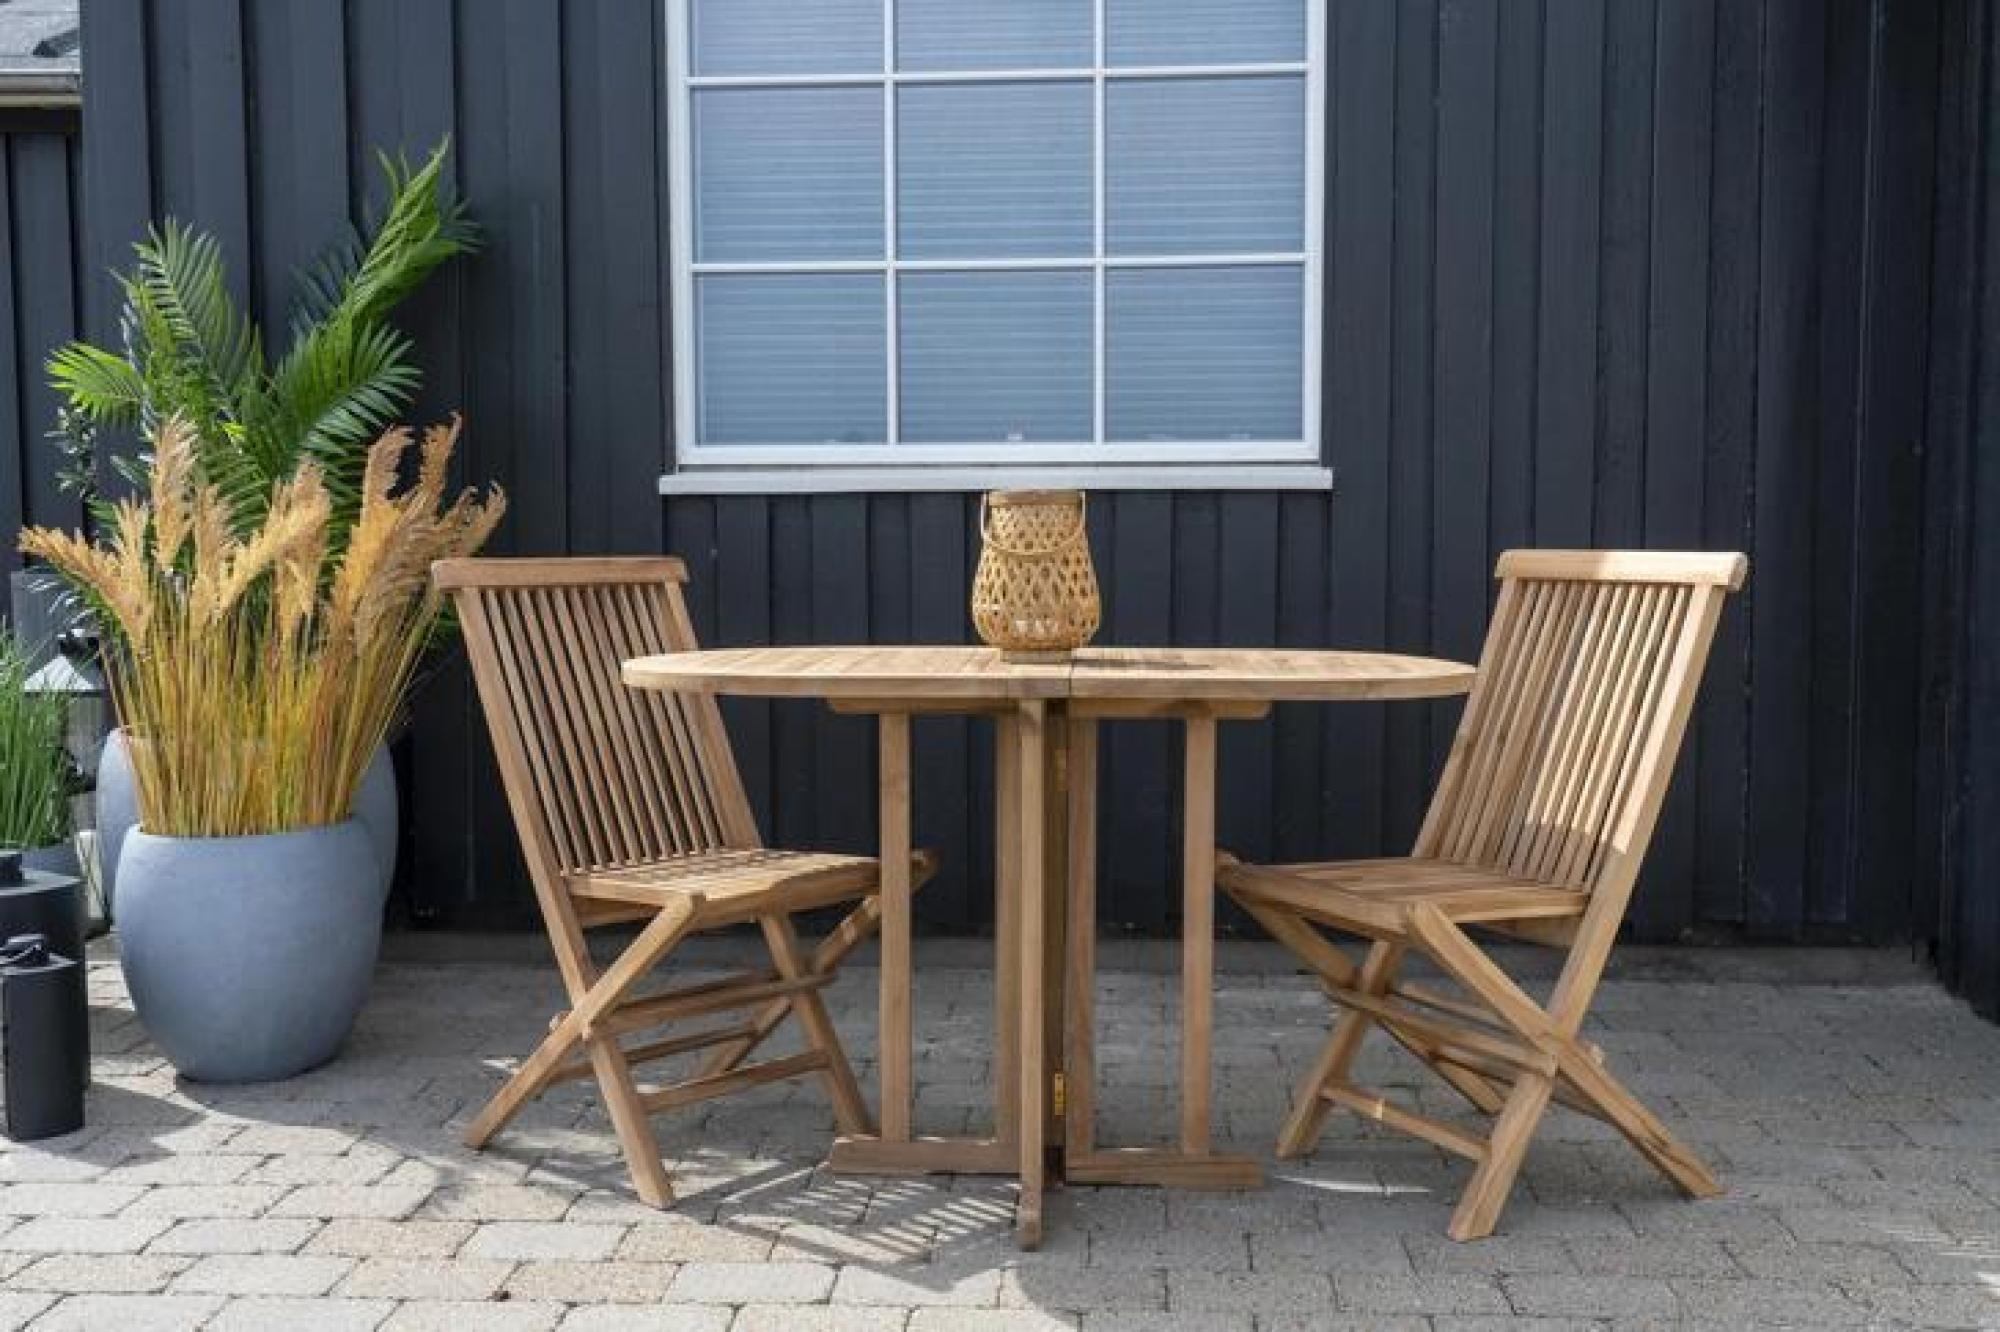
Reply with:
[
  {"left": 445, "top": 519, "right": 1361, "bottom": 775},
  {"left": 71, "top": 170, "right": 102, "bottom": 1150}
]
[
  {"left": 1747, "top": 0, "right": 1825, "bottom": 935},
  {"left": 1323, "top": 0, "right": 1397, "bottom": 860}
]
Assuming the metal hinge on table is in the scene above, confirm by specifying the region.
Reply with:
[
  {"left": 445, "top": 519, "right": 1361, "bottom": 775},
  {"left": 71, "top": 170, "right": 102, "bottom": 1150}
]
[{"left": 1052, "top": 1072, "right": 1066, "bottom": 1116}]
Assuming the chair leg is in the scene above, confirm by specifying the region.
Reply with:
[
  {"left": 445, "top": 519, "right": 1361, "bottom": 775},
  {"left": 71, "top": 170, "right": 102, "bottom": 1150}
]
[
  {"left": 1276, "top": 942, "right": 1403, "bottom": 1159},
  {"left": 698, "top": 896, "right": 884, "bottom": 1081},
  {"left": 471, "top": 899, "right": 696, "bottom": 1205},
  {"left": 590, "top": 1035, "right": 675, "bottom": 1208},
  {"left": 464, "top": 1010, "right": 585, "bottom": 1150},
  {"left": 1558, "top": 1047, "right": 1722, "bottom": 1199},
  {"left": 1449, "top": 1069, "right": 1553, "bottom": 1241},
  {"left": 760, "top": 913, "right": 875, "bottom": 1137}
]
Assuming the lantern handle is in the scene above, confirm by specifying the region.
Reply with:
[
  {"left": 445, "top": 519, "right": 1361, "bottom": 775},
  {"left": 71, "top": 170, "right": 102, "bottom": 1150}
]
[{"left": 978, "top": 491, "right": 1088, "bottom": 558}]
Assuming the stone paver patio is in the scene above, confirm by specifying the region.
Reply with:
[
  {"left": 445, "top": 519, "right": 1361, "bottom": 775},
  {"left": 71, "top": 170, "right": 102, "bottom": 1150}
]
[{"left": 5, "top": 938, "right": 2000, "bottom": 1330}]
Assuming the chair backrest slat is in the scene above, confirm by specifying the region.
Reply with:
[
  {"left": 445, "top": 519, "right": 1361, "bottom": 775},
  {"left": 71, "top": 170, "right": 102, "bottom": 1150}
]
[
  {"left": 435, "top": 558, "right": 761, "bottom": 888},
  {"left": 1415, "top": 551, "right": 1746, "bottom": 901}
]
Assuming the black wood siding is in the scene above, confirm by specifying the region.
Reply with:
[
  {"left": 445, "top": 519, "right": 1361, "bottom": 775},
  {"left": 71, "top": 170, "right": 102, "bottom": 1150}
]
[
  {"left": 0, "top": 113, "right": 81, "bottom": 581},
  {"left": 56, "top": 0, "right": 1953, "bottom": 946},
  {"left": 1927, "top": 0, "right": 2000, "bottom": 1019}
]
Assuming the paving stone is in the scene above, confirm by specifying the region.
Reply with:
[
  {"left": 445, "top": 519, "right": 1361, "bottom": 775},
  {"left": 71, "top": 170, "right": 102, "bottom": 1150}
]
[
  {"left": 0, "top": 1294, "right": 52, "bottom": 1332},
  {"left": 460, "top": 1220, "right": 626, "bottom": 1261},
  {"left": 1669, "top": 1277, "right": 1872, "bottom": 1326},
  {"left": 544, "top": 1310, "right": 728, "bottom": 1332},
  {"left": 1081, "top": 1314, "right": 1253, "bottom": 1332},
  {"left": 0, "top": 1182, "right": 144, "bottom": 1216},
  {"left": 336, "top": 1257, "right": 517, "bottom": 1301},
  {"left": 306, "top": 1219, "right": 475, "bottom": 1258},
  {"left": 1249, "top": 1227, "right": 1412, "bottom": 1275},
  {"left": 617, "top": 1219, "right": 775, "bottom": 1262},
  {"left": 671, "top": 1259, "right": 836, "bottom": 1304},
  {"left": 1089, "top": 1227, "right": 1251, "bottom": 1270},
  {"left": 22, "top": 1294, "right": 224, "bottom": 1331},
  {"left": 1404, "top": 1234, "right": 1576, "bottom": 1276},
  {"left": 1724, "top": 1238, "right": 1910, "bottom": 1284},
  {"left": 730, "top": 1310, "right": 909, "bottom": 1332},
  {"left": 102, "top": 1152, "right": 261, "bottom": 1185},
  {"left": 1840, "top": 1280, "right": 2000, "bottom": 1326},
  {"left": 1260, "top": 1318, "right": 1427, "bottom": 1332},
  {"left": 908, "top": 1312, "right": 1079, "bottom": 1331},
  {"left": 1332, "top": 1272, "right": 1511, "bottom": 1316},
  {"left": 11, "top": 1253, "right": 192, "bottom": 1293},
  {"left": 419, "top": 1185, "right": 577, "bottom": 1222},
  {"left": 502, "top": 1259, "right": 678, "bottom": 1303},
  {"left": 1560, "top": 1234, "right": 1740, "bottom": 1278},
  {"left": 149, "top": 1217, "right": 323, "bottom": 1255},
  {"left": 206, "top": 1296, "right": 395, "bottom": 1332},
  {"left": 1499, "top": 1272, "right": 1679, "bottom": 1320},
  {"left": 123, "top": 1184, "right": 287, "bottom": 1219},
  {"left": 832, "top": 1260, "right": 1005, "bottom": 1306},
  {"left": 0, "top": 1215, "right": 173, "bottom": 1254},
  {"left": 271, "top": 1185, "right": 434, "bottom": 1220},
  {"left": 378, "top": 1300, "right": 563, "bottom": 1332},
  {"left": 1000, "top": 1264, "right": 1165, "bottom": 1310},
  {"left": 170, "top": 1252, "right": 356, "bottom": 1296}
]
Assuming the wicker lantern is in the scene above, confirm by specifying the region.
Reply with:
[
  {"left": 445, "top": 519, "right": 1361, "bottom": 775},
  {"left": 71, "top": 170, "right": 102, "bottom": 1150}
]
[{"left": 971, "top": 490, "right": 1101, "bottom": 662}]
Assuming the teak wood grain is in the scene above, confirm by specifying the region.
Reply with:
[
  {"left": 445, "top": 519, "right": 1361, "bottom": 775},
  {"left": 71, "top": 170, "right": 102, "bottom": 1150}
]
[
  {"left": 433, "top": 557, "right": 934, "bottom": 1207},
  {"left": 1218, "top": 548, "right": 1747, "bottom": 1240}
]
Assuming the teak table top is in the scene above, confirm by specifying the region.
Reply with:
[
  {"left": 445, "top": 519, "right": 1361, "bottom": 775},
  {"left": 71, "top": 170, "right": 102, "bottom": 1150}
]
[{"left": 622, "top": 643, "right": 1478, "bottom": 703}]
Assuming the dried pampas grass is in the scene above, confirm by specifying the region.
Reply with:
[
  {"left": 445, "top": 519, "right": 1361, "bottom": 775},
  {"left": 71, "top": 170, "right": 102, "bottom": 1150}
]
[{"left": 21, "top": 415, "right": 504, "bottom": 837}]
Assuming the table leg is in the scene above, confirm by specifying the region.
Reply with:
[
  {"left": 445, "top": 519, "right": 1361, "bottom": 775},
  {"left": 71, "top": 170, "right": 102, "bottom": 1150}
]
[
  {"left": 1181, "top": 715, "right": 1216, "bottom": 1155},
  {"left": 1063, "top": 717, "right": 1099, "bottom": 1159},
  {"left": 827, "top": 711, "right": 1014, "bottom": 1179},
  {"left": 1063, "top": 710, "right": 1262, "bottom": 1191},
  {"left": 878, "top": 713, "right": 913, "bottom": 1144},
  {"left": 1015, "top": 700, "right": 1049, "bottom": 1249},
  {"left": 994, "top": 711, "right": 1021, "bottom": 1151}
]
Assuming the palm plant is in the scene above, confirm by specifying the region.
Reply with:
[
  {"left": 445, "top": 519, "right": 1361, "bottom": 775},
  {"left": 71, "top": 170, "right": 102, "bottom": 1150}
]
[
  {"left": 47, "top": 140, "right": 476, "bottom": 561},
  {"left": 0, "top": 631, "right": 76, "bottom": 849}
]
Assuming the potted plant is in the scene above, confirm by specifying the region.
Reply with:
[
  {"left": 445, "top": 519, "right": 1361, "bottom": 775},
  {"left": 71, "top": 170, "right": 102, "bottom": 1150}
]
[
  {"left": 0, "top": 631, "right": 80, "bottom": 878},
  {"left": 50, "top": 142, "right": 476, "bottom": 907},
  {"left": 20, "top": 417, "right": 503, "bottom": 1082}
]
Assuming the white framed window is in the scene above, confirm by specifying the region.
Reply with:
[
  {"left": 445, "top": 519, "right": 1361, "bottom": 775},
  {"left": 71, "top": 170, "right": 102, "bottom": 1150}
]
[{"left": 663, "top": 0, "right": 1327, "bottom": 492}]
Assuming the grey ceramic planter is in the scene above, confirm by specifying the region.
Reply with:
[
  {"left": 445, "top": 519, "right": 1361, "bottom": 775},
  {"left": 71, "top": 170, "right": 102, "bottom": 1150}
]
[
  {"left": 98, "top": 729, "right": 397, "bottom": 912},
  {"left": 94, "top": 728, "right": 137, "bottom": 917},
  {"left": 116, "top": 820, "right": 381, "bottom": 1083},
  {"left": 352, "top": 747, "right": 398, "bottom": 902}
]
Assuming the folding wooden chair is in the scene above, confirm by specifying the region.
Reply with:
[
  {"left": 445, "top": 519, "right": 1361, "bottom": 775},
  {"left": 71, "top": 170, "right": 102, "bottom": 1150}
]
[
  {"left": 1219, "top": 550, "right": 1746, "bottom": 1240},
  {"left": 433, "top": 557, "right": 935, "bottom": 1205}
]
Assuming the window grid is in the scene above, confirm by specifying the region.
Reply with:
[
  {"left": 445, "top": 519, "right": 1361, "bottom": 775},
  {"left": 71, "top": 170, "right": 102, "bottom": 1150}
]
[{"left": 668, "top": 0, "right": 1324, "bottom": 468}]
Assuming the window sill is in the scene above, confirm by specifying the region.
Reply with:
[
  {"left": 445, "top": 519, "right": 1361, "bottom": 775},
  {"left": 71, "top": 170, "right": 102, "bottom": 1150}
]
[{"left": 657, "top": 463, "right": 1334, "bottom": 495}]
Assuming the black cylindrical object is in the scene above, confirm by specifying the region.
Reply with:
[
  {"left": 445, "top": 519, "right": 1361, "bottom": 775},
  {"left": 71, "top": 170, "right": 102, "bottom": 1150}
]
[
  {"left": 0, "top": 851, "right": 85, "bottom": 967},
  {"left": 0, "top": 934, "right": 86, "bottom": 1140}
]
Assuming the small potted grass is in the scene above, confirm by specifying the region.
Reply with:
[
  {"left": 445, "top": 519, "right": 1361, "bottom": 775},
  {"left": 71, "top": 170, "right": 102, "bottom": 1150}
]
[
  {"left": 21, "top": 416, "right": 503, "bottom": 1082},
  {"left": 0, "top": 632, "right": 80, "bottom": 877}
]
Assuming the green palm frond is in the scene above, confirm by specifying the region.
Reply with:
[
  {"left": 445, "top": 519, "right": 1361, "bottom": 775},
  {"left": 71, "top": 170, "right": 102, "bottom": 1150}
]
[
  {"left": 47, "top": 343, "right": 146, "bottom": 427},
  {"left": 293, "top": 142, "right": 478, "bottom": 339},
  {"left": 45, "top": 136, "right": 475, "bottom": 560}
]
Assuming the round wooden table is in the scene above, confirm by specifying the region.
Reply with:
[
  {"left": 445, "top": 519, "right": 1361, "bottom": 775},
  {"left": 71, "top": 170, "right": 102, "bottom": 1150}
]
[{"left": 623, "top": 644, "right": 1476, "bottom": 1246}]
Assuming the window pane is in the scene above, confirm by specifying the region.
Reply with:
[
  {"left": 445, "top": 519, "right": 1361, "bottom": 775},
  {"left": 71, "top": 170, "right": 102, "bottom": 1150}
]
[
  {"left": 900, "top": 272, "right": 1092, "bottom": 443},
  {"left": 697, "top": 275, "right": 887, "bottom": 445},
  {"left": 1106, "top": 0, "right": 1305, "bottom": 66},
  {"left": 1107, "top": 77, "right": 1304, "bottom": 255},
  {"left": 691, "top": 0, "right": 881, "bottom": 76},
  {"left": 898, "top": 83, "right": 1092, "bottom": 258},
  {"left": 695, "top": 88, "right": 883, "bottom": 262},
  {"left": 1107, "top": 267, "right": 1302, "bottom": 442},
  {"left": 896, "top": 0, "right": 1092, "bottom": 71}
]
